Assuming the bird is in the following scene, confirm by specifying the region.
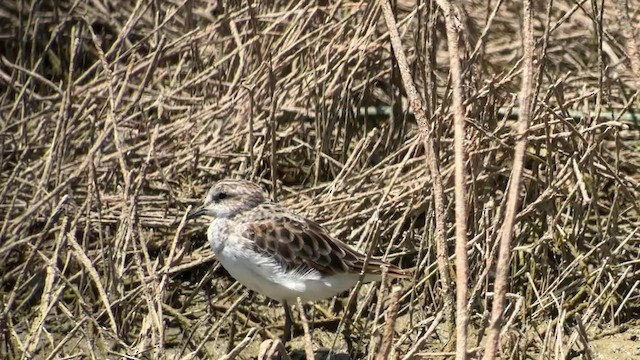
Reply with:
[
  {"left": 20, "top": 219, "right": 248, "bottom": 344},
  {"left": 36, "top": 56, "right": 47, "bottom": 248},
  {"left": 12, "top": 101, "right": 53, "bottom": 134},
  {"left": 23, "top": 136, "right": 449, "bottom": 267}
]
[{"left": 186, "top": 179, "right": 408, "bottom": 342}]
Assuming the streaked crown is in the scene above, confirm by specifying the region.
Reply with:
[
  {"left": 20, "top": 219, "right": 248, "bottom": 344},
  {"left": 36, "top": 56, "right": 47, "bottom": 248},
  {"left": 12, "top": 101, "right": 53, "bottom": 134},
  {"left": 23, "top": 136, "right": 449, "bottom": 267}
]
[{"left": 188, "top": 179, "right": 266, "bottom": 219}]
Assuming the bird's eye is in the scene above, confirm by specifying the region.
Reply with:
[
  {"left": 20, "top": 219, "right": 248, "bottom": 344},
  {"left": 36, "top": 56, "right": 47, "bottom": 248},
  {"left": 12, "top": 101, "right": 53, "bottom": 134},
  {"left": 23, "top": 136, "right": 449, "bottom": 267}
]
[{"left": 217, "top": 192, "right": 227, "bottom": 200}]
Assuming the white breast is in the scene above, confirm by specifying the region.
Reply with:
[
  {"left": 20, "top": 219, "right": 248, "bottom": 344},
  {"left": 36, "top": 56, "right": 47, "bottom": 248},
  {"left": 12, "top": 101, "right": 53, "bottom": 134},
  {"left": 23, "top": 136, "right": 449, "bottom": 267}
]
[{"left": 207, "top": 219, "right": 374, "bottom": 303}]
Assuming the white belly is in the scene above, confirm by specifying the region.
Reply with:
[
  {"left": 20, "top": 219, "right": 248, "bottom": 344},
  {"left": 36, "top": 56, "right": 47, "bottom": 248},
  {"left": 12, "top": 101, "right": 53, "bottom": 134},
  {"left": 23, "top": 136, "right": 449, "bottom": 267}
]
[{"left": 207, "top": 219, "right": 374, "bottom": 303}]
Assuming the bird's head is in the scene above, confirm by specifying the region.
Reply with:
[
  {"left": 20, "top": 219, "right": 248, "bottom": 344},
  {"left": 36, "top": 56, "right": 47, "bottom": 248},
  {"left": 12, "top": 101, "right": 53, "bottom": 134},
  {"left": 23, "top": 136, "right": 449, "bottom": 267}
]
[{"left": 187, "top": 179, "right": 266, "bottom": 219}]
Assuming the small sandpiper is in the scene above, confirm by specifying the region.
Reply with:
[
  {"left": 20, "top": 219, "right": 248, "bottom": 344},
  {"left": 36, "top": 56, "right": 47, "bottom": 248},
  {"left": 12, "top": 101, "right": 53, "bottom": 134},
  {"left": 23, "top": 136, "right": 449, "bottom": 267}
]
[{"left": 187, "top": 179, "right": 408, "bottom": 342}]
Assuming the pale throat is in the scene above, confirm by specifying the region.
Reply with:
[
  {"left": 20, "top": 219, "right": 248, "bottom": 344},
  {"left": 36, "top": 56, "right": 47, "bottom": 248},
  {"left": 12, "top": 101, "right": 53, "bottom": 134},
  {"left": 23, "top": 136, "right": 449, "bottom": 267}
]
[{"left": 207, "top": 219, "right": 233, "bottom": 254}]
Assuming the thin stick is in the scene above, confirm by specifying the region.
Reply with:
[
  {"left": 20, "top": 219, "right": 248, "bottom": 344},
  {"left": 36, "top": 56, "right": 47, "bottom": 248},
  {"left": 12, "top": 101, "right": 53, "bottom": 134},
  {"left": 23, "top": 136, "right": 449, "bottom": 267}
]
[
  {"left": 258, "top": 339, "right": 291, "bottom": 360},
  {"left": 401, "top": 311, "right": 444, "bottom": 360},
  {"left": 375, "top": 286, "right": 402, "bottom": 360},
  {"left": 614, "top": 0, "right": 640, "bottom": 89},
  {"left": 433, "top": 1, "right": 471, "bottom": 358},
  {"left": 218, "top": 327, "right": 259, "bottom": 360},
  {"left": 379, "top": 0, "right": 454, "bottom": 332},
  {"left": 297, "top": 299, "right": 315, "bottom": 360},
  {"left": 268, "top": 56, "right": 278, "bottom": 202},
  {"left": 483, "top": 1, "right": 534, "bottom": 359}
]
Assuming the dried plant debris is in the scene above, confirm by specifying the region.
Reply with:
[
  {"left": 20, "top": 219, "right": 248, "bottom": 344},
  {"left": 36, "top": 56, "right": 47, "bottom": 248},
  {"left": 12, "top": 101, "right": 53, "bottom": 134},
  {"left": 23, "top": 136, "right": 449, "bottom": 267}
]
[{"left": 1, "top": 1, "right": 639, "bottom": 359}]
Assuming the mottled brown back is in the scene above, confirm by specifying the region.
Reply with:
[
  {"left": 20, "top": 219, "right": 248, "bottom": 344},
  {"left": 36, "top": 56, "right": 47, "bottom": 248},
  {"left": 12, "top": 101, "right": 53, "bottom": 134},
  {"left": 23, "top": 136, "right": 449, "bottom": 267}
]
[{"left": 240, "top": 204, "right": 408, "bottom": 278}]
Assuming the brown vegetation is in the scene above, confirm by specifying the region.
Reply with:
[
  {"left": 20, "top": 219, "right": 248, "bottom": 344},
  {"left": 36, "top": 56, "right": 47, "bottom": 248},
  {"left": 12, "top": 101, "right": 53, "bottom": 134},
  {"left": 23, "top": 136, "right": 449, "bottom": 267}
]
[{"left": 1, "top": 0, "right": 639, "bottom": 359}]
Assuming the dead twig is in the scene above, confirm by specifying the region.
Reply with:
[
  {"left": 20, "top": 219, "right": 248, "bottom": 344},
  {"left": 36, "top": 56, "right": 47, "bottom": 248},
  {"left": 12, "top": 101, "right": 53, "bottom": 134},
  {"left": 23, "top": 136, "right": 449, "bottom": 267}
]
[{"left": 483, "top": 1, "right": 535, "bottom": 359}]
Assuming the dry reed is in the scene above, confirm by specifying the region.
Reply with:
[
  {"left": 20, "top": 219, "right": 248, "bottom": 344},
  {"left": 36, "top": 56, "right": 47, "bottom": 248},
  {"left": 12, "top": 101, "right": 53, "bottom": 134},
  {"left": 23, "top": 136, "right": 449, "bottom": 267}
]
[{"left": 1, "top": 1, "right": 639, "bottom": 359}]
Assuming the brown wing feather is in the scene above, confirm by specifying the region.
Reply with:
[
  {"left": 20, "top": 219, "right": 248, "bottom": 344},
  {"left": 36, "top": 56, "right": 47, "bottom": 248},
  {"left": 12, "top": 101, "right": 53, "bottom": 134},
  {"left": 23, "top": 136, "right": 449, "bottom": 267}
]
[{"left": 242, "top": 211, "right": 407, "bottom": 278}]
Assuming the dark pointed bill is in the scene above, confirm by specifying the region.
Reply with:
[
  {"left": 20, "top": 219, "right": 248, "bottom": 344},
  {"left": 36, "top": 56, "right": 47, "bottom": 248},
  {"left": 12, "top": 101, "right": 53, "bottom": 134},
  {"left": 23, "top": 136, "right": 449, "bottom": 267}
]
[{"left": 187, "top": 205, "right": 206, "bottom": 220}]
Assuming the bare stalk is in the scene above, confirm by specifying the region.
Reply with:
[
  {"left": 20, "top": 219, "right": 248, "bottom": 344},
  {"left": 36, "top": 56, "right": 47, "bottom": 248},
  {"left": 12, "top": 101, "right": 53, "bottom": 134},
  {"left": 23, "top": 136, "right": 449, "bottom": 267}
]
[
  {"left": 378, "top": 0, "right": 454, "bottom": 330},
  {"left": 483, "top": 1, "right": 535, "bottom": 359},
  {"left": 614, "top": 0, "right": 640, "bottom": 89},
  {"left": 434, "top": 1, "right": 471, "bottom": 358},
  {"left": 375, "top": 286, "right": 403, "bottom": 360},
  {"left": 297, "top": 299, "right": 315, "bottom": 360}
]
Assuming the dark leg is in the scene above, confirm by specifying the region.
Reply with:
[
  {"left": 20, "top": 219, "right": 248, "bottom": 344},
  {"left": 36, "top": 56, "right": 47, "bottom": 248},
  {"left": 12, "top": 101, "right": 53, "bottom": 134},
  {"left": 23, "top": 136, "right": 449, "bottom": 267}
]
[{"left": 283, "top": 301, "right": 293, "bottom": 343}]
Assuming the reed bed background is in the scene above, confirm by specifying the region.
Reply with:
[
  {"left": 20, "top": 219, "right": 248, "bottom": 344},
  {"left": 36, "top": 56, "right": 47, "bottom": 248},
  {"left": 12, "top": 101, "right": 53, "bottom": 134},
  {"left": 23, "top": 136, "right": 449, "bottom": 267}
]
[{"left": 1, "top": 0, "right": 639, "bottom": 359}]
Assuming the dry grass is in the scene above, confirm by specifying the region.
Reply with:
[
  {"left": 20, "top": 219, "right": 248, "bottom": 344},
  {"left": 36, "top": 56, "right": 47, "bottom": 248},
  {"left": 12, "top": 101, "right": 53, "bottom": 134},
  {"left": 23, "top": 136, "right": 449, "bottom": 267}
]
[{"left": 1, "top": 1, "right": 639, "bottom": 359}]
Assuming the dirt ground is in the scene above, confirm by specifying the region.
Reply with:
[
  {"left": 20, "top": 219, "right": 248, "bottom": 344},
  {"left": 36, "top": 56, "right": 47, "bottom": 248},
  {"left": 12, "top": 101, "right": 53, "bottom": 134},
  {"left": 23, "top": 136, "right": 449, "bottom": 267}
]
[{"left": 590, "top": 322, "right": 640, "bottom": 360}]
